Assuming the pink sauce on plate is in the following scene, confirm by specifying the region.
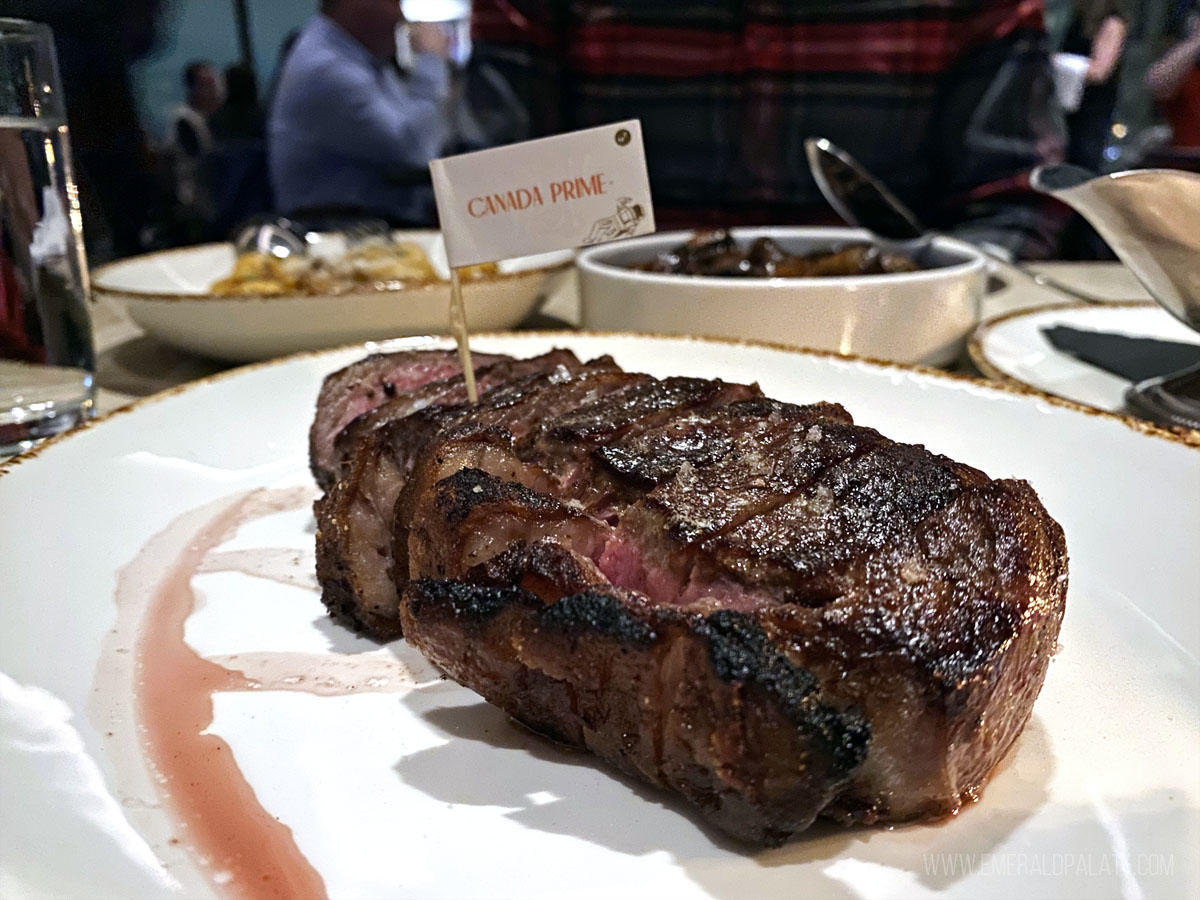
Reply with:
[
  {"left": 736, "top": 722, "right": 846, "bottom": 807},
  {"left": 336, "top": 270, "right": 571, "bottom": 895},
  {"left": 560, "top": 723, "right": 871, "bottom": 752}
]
[
  {"left": 133, "top": 488, "right": 327, "bottom": 900},
  {"left": 99, "top": 487, "right": 435, "bottom": 899}
]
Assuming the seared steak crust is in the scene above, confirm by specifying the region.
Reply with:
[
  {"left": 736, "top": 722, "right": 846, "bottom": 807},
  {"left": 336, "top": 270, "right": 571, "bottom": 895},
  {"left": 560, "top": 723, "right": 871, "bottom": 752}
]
[
  {"left": 312, "top": 349, "right": 1069, "bottom": 844},
  {"left": 315, "top": 356, "right": 626, "bottom": 639},
  {"left": 328, "top": 349, "right": 583, "bottom": 486},
  {"left": 402, "top": 568, "right": 871, "bottom": 845},
  {"left": 309, "top": 349, "right": 507, "bottom": 488},
  {"left": 595, "top": 398, "right": 854, "bottom": 489}
]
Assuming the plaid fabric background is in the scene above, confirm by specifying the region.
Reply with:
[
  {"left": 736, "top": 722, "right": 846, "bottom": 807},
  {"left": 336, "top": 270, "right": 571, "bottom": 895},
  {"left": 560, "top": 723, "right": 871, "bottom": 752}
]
[{"left": 469, "top": 0, "right": 1069, "bottom": 257}]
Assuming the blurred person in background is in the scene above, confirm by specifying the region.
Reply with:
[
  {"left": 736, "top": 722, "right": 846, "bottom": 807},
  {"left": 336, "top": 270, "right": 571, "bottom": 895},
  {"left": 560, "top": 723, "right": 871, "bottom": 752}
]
[
  {"left": 466, "top": 0, "right": 1069, "bottom": 260},
  {"left": 4, "top": 0, "right": 164, "bottom": 260},
  {"left": 1046, "top": 0, "right": 1126, "bottom": 257},
  {"left": 169, "top": 61, "right": 225, "bottom": 159},
  {"left": 1050, "top": 0, "right": 1128, "bottom": 169},
  {"left": 264, "top": 29, "right": 303, "bottom": 122},
  {"left": 163, "top": 60, "right": 224, "bottom": 244},
  {"left": 211, "top": 63, "right": 265, "bottom": 142},
  {"left": 1146, "top": 1, "right": 1200, "bottom": 151},
  {"left": 209, "top": 63, "right": 273, "bottom": 239},
  {"left": 269, "top": 0, "right": 453, "bottom": 226}
]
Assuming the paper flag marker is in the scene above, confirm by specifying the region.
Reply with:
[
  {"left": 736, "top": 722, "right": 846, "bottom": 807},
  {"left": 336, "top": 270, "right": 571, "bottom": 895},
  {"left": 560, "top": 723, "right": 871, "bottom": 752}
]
[{"left": 430, "top": 120, "right": 656, "bottom": 268}]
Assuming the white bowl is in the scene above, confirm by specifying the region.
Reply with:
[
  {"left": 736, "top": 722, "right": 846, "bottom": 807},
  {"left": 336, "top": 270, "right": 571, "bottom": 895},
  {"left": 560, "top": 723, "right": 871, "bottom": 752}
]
[
  {"left": 577, "top": 227, "right": 986, "bottom": 365},
  {"left": 92, "top": 230, "right": 572, "bottom": 363}
]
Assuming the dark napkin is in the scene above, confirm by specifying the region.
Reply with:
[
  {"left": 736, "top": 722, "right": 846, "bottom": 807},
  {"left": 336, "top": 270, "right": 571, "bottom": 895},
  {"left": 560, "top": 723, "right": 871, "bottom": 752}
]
[{"left": 1041, "top": 325, "right": 1200, "bottom": 382}]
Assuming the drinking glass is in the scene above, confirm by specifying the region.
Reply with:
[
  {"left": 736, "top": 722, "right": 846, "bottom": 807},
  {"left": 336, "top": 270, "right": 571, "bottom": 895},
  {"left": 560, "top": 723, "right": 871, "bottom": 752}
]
[{"left": 0, "top": 18, "right": 95, "bottom": 456}]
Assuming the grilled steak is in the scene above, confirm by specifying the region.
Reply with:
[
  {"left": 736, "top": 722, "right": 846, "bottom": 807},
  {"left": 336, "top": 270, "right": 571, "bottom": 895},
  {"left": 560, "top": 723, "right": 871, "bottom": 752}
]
[
  {"left": 314, "top": 350, "right": 615, "bottom": 638},
  {"left": 309, "top": 349, "right": 507, "bottom": 489},
  {"left": 328, "top": 349, "right": 584, "bottom": 486},
  {"left": 403, "top": 565, "right": 871, "bottom": 844},
  {"left": 312, "top": 349, "right": 1068, "bottom": 844}
]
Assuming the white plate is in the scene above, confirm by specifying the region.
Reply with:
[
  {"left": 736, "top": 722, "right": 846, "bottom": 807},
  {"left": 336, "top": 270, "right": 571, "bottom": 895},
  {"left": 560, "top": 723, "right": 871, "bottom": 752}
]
[
  {"left": 969, "top": 302, "right": 1200, "bottom": 412},
  {"left": 91, "top": 232, "right": 573, "bottom": 363},
  {"left": 1, "top": 334, "right": 1197, "bottom": 900}
]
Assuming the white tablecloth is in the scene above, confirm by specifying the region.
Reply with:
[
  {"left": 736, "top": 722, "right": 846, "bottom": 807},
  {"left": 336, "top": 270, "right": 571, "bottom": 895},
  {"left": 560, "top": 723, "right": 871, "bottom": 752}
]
[{"left": 91, "top": 262, "right": 1151, "bottom": 415}]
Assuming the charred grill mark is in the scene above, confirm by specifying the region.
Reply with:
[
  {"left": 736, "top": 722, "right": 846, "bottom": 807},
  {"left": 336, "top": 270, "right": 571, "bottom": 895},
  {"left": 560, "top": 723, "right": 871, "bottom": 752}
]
[
  {"left": 536, "top": 591, "right": 658, "bottom": 645},
  {"left": 544, "top": 377, "right": 761, "bottom": 443},
  {"left": 434, "top": 468, "right": 570, "bottom": 526},
  {"left": 703, "top": 610, "right": 818, "bottom": 690},
  {"left": 498, "top": 379, "right": 771, "bottom": 524},
  {"left": 700, "top": 610, "right": 870, "bottom": 773},
  {"left": 637, "top": 420, "right": 887, "bottom": 549},
  {"left": 831, "top": 479, "right": 1052, "bottom": 688},
  {"left": 593, "top": 398, "right": 852, "bottom": 488},
  {"left": 467, "top": 541, "right": 604, "bottom": 599},
  {"left": 708, "top": 442, "right": 988, "bottom": 583},
  {"left": 594, "top": 413, "right": 742, "bottom": 487},
  {"left": 594, "top": 434, "right": 732, "bottom": 487},
  {"left": 405, "top": 578, "right": 539, "bottom": 624}
]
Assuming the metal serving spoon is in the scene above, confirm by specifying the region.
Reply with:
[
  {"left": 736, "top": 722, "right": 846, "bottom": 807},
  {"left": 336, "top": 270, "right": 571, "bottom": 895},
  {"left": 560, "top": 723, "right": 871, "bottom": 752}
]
[
  {"left": 233, "top": 217, "right": 307, "bottom": 258},
  {"left": 232, "top": 215, "right": 393, "bottom": 259},
  {"left": 803, "top": 137, "right": 1105, "bottom": 303},
  {"left": 806, "top": 139, "right": 1200, "bottom": 431}
]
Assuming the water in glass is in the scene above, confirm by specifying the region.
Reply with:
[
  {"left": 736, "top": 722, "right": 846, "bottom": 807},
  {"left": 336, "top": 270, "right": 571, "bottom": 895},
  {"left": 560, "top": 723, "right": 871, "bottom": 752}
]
[{"left": 0, "top": 19, "right": 95, "bottom": 456}]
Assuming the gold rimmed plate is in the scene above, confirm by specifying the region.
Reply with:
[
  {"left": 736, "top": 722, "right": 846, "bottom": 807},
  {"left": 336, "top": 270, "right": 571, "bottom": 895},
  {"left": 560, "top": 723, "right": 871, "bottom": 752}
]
[
  {"left": 1, "top": 333, "right": 1197, "bottom": 898},
  {"left": 969, "top": 301, "right": 1200, "bottom": 415}
]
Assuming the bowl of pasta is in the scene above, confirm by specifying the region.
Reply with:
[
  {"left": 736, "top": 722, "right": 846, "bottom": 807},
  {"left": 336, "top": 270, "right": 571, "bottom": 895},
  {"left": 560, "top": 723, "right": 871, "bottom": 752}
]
[{"left": 92, "top": 230, "right": 573, "bottom": 362}]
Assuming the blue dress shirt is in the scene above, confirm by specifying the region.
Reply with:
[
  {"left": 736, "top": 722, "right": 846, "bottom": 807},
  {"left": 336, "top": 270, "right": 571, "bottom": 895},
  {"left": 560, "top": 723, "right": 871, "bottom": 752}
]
[{"left": 269, "top": 15, "right": 449, "bottom": 224}]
